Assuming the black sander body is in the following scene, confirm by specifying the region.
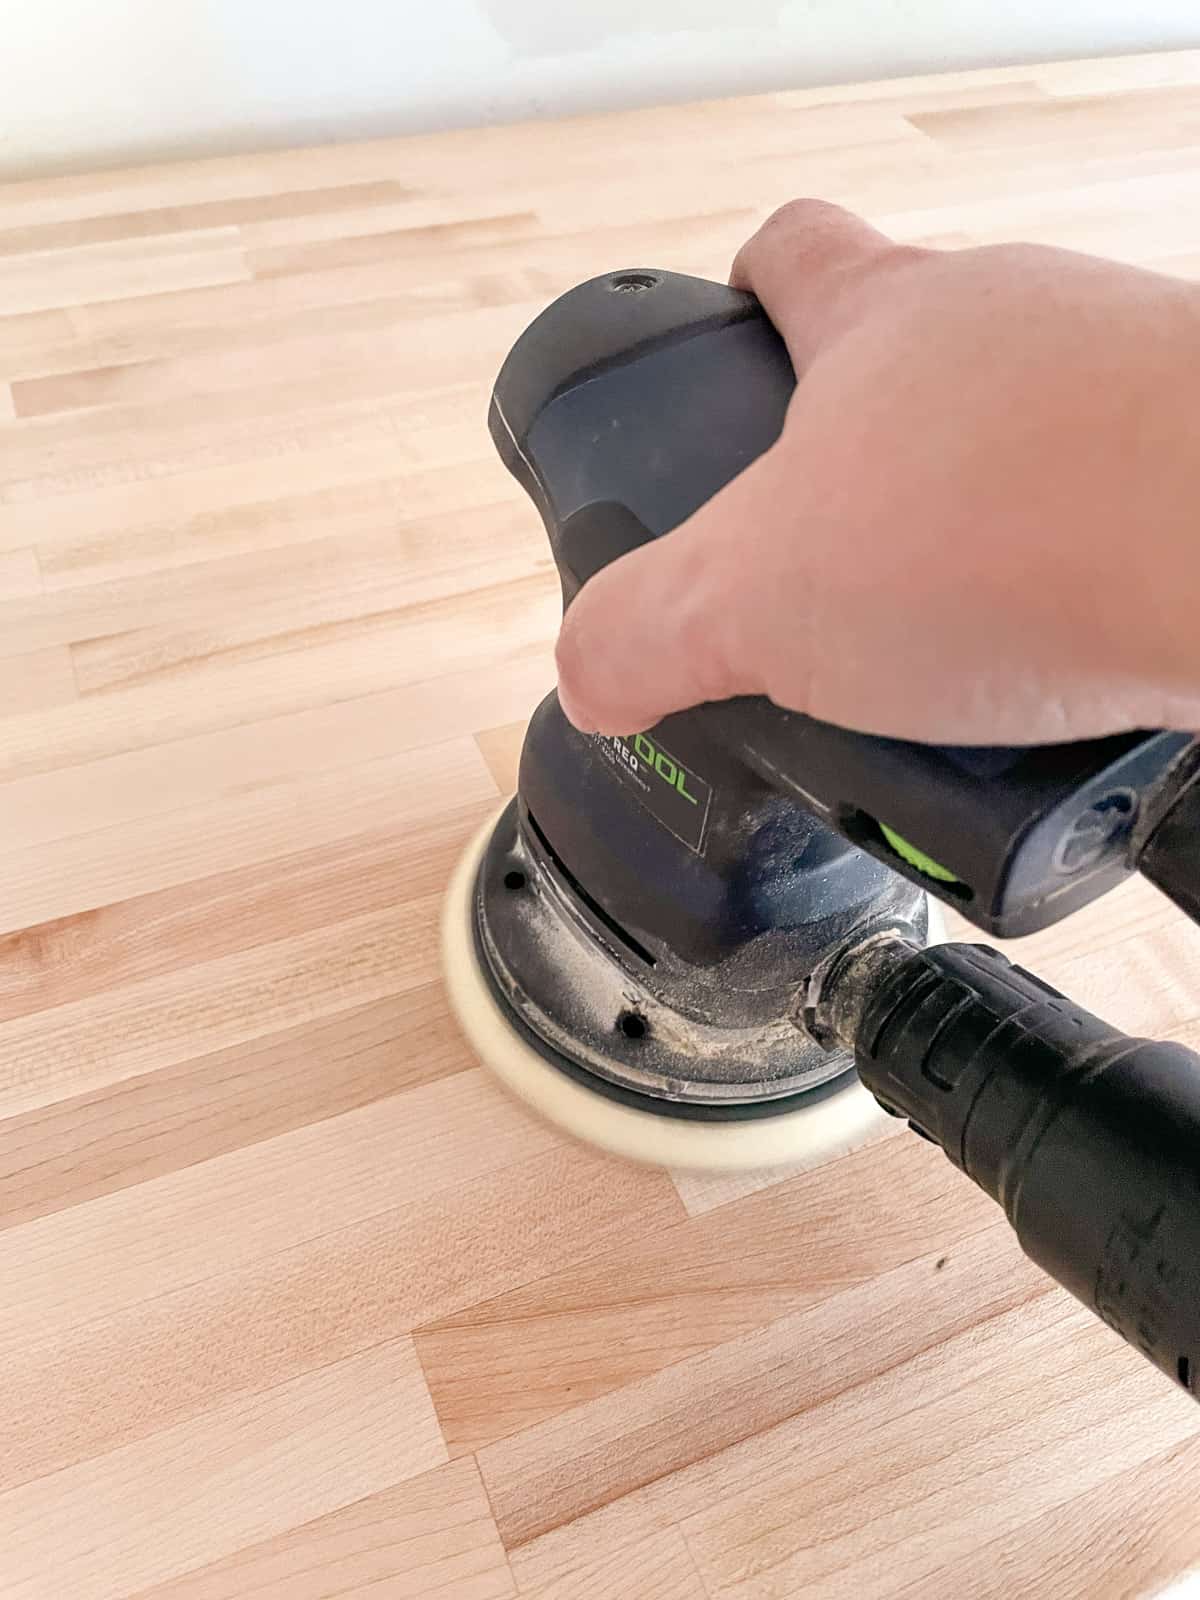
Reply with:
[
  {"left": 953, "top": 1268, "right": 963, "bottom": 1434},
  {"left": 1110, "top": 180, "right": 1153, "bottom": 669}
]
[{"left": 441, "top": 268, "right": 1200, "bottom": 1399}]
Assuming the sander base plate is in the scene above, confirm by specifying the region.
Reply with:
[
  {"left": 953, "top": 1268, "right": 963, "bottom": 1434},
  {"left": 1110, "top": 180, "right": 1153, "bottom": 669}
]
[{"left": 442, "top": 806, "right": 908, "bottom": 1173}]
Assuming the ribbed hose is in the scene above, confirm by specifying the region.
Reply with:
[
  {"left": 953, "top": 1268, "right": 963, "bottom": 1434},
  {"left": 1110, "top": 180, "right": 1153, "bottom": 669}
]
[{"left": 813, "top": 938, "right": 1200, "bottom": 1397}]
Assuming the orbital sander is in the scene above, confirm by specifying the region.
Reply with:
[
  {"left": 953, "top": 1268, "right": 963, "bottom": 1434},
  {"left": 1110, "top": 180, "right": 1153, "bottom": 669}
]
[{"left": 441, "top": 267, "right": 1200, "bottom": 1394}]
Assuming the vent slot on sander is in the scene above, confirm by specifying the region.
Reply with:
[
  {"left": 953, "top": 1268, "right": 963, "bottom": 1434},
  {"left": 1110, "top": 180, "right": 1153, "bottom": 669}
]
[{"left": 526, "top": 808, "right": 657, "bottom": 967}]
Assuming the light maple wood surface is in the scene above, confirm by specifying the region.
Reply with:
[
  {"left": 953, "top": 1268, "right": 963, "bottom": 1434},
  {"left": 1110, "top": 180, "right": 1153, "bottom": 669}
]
[{"left": 4, "top": 49, "right": 1200, "bottom": 1600}]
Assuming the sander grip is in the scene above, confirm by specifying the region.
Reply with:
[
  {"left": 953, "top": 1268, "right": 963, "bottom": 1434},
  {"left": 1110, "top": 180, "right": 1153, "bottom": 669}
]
[{"left": 490, "top": 267, "right": 1196, "bottom": 938}]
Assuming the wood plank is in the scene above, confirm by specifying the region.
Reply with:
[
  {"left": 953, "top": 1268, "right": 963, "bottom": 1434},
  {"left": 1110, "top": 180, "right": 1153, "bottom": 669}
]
[
  {"left": 0, "top": 645, "right": 76, "bottom": 717},
  {"left": 1035, "top": 51, "right": 1200, "bottom": 97},
  {"left": 0, "top": 372, "right": 486, "bottom": 506},
  {"left": 0, "top": 306, "right": 76, "bottom": 366},
  {"left": 0, "top": 736, "right": 495, "bottom": 936},
  {"left": 512, "top": 1524, "right": 704, "bottom": 1600},
  {"left": 66, "top": 567, "right": 558, "bottom": 707},
  {"left": 476, "top": 1224, "right": 1054, "bottom": 1549},
  {"left": 0, "top": 678, "right": 507, "bottom": 853},
  {"left": 0, "top": 546, "right": 40, "bottom": 597},
  {"left": 0, "top": 299, "right": 532, "bottom": 487},
  {"left": 504, "top": 1297, "right": 1199, "bottom": 1599},
  {"left": 23, "top": 503, "right": 544, "bottom": 674},
  {"left": 0, "top": 1339, "right": 447, "bottom": 1600},
  {"left": 0, "top": 229, "right": 249, "bottom": 317},
  {"left": 900, "top": 1433, "right": 1200, "bottom": 1600},
  {"left": 678, "top": 1308, "right": 1200, "bottom": 1600},
  {"left": 0, "top": 891, "right": 440, "bottom": 1115},
  {"left": 0, "top": 437, "right": 511, "bottom": 553},
  {"left": 911, "top": 85, "right": 1200, "bottom": 156},
  {"left": 246, "top": 210, "right": 541, "bottom": 278},
  {"left": 0, "top": 151, "right": 474, "bottom": 228},
  {"left": 128, "top": 1458, "right": 516, "bottom": 1600},
  {"left": 0, "top": 985, "right": 455, "bottom": 1230},
  {"left": 0, "top": 209, "right": 750, "bottom": 389},
  {"left": 0, "top": 180, "right": 416, "bottom": 259},
  {"left": 0, "top": 636, "right": 552, "bottom": 785},
  {"left": 475, "top": 719, "right": 528, "bottom": 795},
  {"left": 1, "top": 1141, "right": 680, "bottom": 1488},
  {"left": 0, "top": 812, "right": 481, "bottom": 1024},
  {"left": 415, "top": 1133, "right": 999, "bottom": 1456},
  {"left": 0, "top": 1068, "right": 562, "bottom": 1364},
  {"left": 10, "top": 277, "right": 543, "bottom": 418},
  {"left": 32, "top": 471, "right": 525, "bottom": 591},
  {"left": 508, "top": 1490, "right": 713, "bottom": 1600}
]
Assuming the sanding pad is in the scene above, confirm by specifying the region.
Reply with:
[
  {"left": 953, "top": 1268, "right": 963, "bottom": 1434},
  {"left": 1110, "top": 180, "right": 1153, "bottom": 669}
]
[{"left": 442, "top": 807, "right": 938, "bottom": 1173}]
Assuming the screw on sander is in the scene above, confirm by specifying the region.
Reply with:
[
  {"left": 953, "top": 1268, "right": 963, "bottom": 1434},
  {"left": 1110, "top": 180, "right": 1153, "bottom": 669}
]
[{"left": 801, "top": 930, "right": 1200, "bottom": 1397}]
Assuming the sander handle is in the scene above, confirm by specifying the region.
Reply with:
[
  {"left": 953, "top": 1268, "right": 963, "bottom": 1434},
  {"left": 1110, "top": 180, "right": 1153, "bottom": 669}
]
[{"left": 491, "top": 266, "right": 1200, "bottom": 938}]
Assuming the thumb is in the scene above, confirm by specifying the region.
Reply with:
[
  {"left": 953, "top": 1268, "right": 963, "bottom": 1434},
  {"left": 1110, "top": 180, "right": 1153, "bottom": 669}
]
[{"left": 555, "top": 447, "right": 789, "bottom": 734}]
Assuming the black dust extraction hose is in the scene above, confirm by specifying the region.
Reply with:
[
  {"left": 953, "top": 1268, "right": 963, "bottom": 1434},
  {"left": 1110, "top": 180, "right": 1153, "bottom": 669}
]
[{"left": 809, "top": 938, "right": 1200, "bottom": 1396}]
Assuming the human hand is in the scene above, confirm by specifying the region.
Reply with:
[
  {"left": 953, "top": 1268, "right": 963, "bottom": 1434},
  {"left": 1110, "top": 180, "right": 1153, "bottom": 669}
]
[{"left": 555, "top": 201, "right": 1200, "bottom": 744}]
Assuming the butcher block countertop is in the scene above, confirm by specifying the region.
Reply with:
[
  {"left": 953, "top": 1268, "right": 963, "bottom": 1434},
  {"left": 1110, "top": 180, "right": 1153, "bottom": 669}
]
[{"left": 4, "top": 49, "right": 1200, "bottom": 1600}]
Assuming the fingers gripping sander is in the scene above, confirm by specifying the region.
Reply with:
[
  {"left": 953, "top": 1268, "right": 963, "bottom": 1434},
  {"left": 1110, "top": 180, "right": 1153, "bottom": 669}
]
[{"left": 442, "top": 269, "right": 1200, "bottom": 1394}]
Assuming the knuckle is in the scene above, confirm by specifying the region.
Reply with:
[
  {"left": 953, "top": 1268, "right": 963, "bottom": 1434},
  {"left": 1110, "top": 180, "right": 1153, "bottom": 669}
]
[
  {"left": 751, "top": 199, "right": 861, "bottom": 260},
  {"left": 737, "top": 200, "right": 887, "bottom": 302},
  {"left": 762, "top": 197, "right": 851, "bottom": 236},
  {"left": 736, "top": 200, "right": 841, "bottom": 282}
]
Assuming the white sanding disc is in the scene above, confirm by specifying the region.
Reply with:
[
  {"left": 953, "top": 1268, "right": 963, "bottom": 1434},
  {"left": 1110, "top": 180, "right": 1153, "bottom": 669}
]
[{"left": 442, "top": 807, "right": 941, "bottom": 1174}]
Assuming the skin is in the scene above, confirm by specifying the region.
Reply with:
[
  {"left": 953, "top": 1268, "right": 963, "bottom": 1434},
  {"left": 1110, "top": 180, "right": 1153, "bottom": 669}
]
[{"left": 555, "top": 200, "right": 1200, "bottom": 745}]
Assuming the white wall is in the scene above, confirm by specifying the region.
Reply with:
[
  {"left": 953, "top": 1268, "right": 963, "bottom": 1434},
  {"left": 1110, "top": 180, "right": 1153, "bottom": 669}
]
[{"left": 2, "top": 0, "right": 1198, "bottom": 180}]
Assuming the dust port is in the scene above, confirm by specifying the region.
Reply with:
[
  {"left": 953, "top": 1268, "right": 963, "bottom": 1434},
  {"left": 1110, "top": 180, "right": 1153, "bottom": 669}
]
[
  {"left": 503, "top": 869, "right": 527, "bottom": 891},
  {"left": 617, "top": 1011, "right": 648, "bottom": 1041},
  {"left": 609, "top": 272, "right": 658, "bottom": 294}
]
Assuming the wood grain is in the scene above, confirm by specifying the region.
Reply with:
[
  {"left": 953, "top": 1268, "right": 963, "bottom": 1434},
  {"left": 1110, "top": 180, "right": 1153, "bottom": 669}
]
[
  {"left": 0, "top": 645, "right": 76, "bottom": 718},
  {"left": 2, "top": 48, "right": 1200, "bottom": 1600},
  {"left": 0, "top": 1340, "right": 447, "bottom": 1600},
  {"left": 129, "top": 1457, "right": 517, "bottom": 1600},
  {"left": 415, "top": 1134, "right": 1004, "bottom": 1457}
]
